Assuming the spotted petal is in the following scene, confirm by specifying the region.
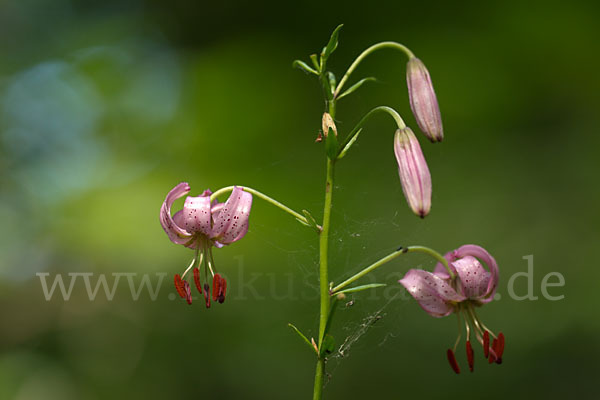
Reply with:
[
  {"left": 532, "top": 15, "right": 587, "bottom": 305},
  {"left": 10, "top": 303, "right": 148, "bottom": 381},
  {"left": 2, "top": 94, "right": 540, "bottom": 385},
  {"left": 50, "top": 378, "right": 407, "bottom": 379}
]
[
  {"left": 452, "top": 256, "right": 491, "bottom": 300},
  {"left": 399, "top": 269, "right": 465, "bottom": 318},
  {"left": 160, "top": 182, "right": 193, "bottom": 245},
  {"left": 212, "top": 186, "right": 253, "bottom": 245},
  {"left": 454, "top": 245, "right": 499, "bottom": 303},
  {"left": 178, "top": 193, "right": 213, "bottom": 237}
]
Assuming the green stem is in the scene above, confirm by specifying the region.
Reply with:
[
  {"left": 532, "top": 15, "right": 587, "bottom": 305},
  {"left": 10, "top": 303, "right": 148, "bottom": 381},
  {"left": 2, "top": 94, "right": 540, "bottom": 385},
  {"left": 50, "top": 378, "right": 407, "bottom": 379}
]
[
  {"left": 318, "top": 160, "right": 335, "bottom": 344},
  {"left": 330, "top": 245, "right": 454, "bottom": 294},
  {"left": 334, "top": 41, "right": 414, "bottom": 98},
  {"left": 337, "top": 105, "right": 406, "bottom": 156},
  {"left": 313, "top": 158, "right": 335, "bottom": 400},
  {"left": 313, "top": 359, "right": 325, "bottom": 400},
  {"left": 210, "top": 186, "right": 319, "bottom": 230}
]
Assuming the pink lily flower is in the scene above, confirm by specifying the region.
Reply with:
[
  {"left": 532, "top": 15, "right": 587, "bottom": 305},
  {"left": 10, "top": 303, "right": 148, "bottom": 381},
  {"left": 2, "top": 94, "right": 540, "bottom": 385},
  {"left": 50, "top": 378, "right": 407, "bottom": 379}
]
[
  {"left": 394, "top": 127, "right": 432, "bottom": 218},
  {"left": 160, "top": 182, "right": 252, "bottom": 307},
  {"left": 406, "top": 57, "right": 443, "bottom": 142},
  {"left": 399, "top": 244, "right": 504, "bottom": 373}
]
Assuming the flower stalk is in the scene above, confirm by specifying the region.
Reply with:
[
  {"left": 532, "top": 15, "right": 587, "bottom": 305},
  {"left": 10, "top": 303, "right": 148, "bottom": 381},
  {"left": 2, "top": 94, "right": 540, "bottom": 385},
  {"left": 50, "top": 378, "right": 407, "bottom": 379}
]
[
  {"left": 334, "top": 41, "right": 415, "bottom": 98},
  {"left": 210, "top": 186, "right": 321, "bottom": 231},
  {"left": 330, "top": 245, "right": 452, "bottom": 295}
]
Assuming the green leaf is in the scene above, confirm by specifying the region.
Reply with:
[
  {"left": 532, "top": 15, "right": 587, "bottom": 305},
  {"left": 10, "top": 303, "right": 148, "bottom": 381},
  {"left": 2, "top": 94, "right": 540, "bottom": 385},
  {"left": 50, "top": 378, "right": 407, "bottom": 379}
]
[
  {"left": 310, "top": 54, "right": 320, "bottom": 70},
  {"left": 325, "top": 127, "right": 338, "bottom": 160},
  {"left": 327, "top": 71, "right": 337, "bottom": 92},
  {"left": 321, "top": 74, "right": 333, "bottom": 100},
  {"left": 288, "top": 323, "right": 318, "bottom": 354},
  {"left": 333, "top": 283, "right": 387, "bottom": 295},
  {"left": 337, "top": 77, "right": 377, "bottom": 100},
  {"left": 302, "top": 209, "right": 321, "bottom": 233},
  {"left": 292, "top": 60, "right": 318, "bottom": 75},
  {"left": 320, "top": 334, "right": 336, "bottom": 357},
  {"left": 295, "top": 217, "right": 310, "bottom": 227},
  {"left": 337, "top": 128, "right": 362, "bottom": 159},
  {"left": 322, "top": 24, "right": 343, "bottom": 62}
]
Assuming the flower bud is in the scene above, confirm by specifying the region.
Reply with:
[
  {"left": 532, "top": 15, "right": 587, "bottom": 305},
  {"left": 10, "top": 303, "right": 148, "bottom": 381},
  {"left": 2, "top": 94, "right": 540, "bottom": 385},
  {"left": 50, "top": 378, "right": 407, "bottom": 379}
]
[
  {"left": 321, "top": 112, "right": 337, "bottom": 138},
  {"left": 394, "top": 127, "right": 432, "bottom": 218},
  {"left": 406, "top": 57, "right": 443, "bottom": 142}
]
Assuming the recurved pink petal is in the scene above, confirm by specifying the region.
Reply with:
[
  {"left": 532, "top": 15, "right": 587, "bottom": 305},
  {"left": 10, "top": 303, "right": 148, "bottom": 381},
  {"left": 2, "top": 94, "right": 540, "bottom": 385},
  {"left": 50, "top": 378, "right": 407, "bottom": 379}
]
[
  {"left": 212, "top": 186, "right": 253, "bottom": 245},
  {"left": 160, "top": 182, "right": 193, "bottom": 245},
  {"left": 399, "top": 269, "right": 465, "bottom": 317},
  {"left": 452, "top": 256, "right": 491, "bottom": 299},
  {"left": 454, "top": 245, "right": 499, "bottom": 303},
  {"left": 180, "top": 194, "right": 213, "bottom": 236}
]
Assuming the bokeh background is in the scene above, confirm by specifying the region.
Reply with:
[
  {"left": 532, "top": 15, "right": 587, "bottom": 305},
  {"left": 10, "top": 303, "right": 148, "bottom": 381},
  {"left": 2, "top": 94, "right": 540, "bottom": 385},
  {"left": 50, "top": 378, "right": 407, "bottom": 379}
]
[{"left": 1, "top": 0, "right": 599, "bottom": 398}]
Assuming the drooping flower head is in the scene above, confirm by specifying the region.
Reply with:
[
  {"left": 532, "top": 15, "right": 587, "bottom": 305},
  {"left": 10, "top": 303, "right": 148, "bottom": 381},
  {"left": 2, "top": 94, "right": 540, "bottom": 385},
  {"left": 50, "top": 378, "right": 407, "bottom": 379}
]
[
  {"left": 399, "top": 245, "right": 504, "bottom": 373},
  {"left": 394, "top": 127, "right": 432, "bottom": 218},
  {"left": 406, "top": 57, "right": 443, "bottom": 142},
  {"left": 160, "top": 182, "right": 252, "bottom": 307}
]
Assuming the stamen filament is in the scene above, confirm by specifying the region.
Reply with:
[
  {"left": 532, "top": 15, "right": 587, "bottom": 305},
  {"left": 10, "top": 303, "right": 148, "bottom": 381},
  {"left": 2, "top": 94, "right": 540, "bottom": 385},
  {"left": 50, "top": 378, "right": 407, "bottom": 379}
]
[
  {"left": 453, "top": 311, "right": 463, "bottom": 352},
  {"left": 208, "top": 246, "right": 216, "bottom": 277},
  {"left": 182, "top": 248, "right": 203, "bottom": 279},
  {"left": 467, "top": 303, "right": 497, "bottom": 339}
]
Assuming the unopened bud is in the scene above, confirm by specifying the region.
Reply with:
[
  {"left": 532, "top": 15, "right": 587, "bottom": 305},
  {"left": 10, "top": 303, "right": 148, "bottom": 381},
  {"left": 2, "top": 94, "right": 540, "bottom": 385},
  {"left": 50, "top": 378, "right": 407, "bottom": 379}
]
[
  {"left": 393, "top": 127, "right": 432, "bottom": 218},
  {"left": 406, "top": 57, "right": 443, "bottom": 142},
  {"left": 321, "top": 112, "right": 337, "bottom": 138}
]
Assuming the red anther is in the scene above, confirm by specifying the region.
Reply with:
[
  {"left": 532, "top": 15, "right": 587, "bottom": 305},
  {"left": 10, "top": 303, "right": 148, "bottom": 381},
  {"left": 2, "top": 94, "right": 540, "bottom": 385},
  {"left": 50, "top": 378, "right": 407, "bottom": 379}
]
[
  {"left": 193, "top": 268, "right": 202, "bottom": 294},
  {"left": 203, "top": 283, "right": 211, "bottom": 309},
  {"left": 218, "top": 277, "right": 227, "bottom": 304},
  {"left": 466, "top": 341, "right": 474, "bottom": 372},
  {"left": 493, "top": 333, "right": 504, "bottom": 364},
  {"left": 183, "top": 281, "right": 192, "bottom": 305},
  {"left": 483, "top": 330, "right": 490, "bottom": 359},
  {"left": 212, "top": 273, "right": 222, "bottom": 302},
  {"left": 174, "top": 274, "right": 186, "bottom": 298},
  {"left": 446, "top": 349, "right": 460, "bottom": 374}
]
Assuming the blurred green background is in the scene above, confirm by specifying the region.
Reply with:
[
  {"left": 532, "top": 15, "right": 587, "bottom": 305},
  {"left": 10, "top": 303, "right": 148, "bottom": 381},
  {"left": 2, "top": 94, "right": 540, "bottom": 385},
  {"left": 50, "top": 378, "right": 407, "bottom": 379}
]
[{"left": 1, "top": 0, "right": 599, "bottom": 398}]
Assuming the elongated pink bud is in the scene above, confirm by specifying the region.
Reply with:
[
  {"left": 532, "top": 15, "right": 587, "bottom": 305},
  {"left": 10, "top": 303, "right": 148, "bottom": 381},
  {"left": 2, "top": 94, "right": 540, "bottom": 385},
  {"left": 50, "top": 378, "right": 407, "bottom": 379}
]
[
  {"left": 407, "top": 57, "right": 443, "bottom": 142},
  {"left": 394, "top": 127, "right": 432, "bottom": 218}
]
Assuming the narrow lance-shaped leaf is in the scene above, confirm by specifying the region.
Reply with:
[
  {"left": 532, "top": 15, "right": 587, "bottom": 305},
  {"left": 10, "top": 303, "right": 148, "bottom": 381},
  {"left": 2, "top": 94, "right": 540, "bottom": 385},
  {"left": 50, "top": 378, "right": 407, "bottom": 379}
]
[
  {"left": 337, "top": 128, "right": 362, "bottom": 159},
  {"left": 321, "top": 24, "right": 343, "bottom": 62},
  {"left": 333, "top": 283, "right": 387, "bottom": 295},
  {"left": 326, "top": 127, "right": 338, "bottom": 160},
  {"left": 337, "top": 77, "right": 377, "bottom": 100},
  {"left": 301, "top": 209, "right": 321, "bottom": 233},
  {"left": 293, "top": 60, "right": 318, "bottom": 75},
  {"left": 321, "top": 73, "right": 333, "bottom": 100},
  {"left": 327, "top": 71, "right": 337, "bottom": 92},
  {"left": 288, "top": 323, "right": 318, "bottom": 355},
  {"left": 310, "top": 54, "right": 320, "bottom": 70}
]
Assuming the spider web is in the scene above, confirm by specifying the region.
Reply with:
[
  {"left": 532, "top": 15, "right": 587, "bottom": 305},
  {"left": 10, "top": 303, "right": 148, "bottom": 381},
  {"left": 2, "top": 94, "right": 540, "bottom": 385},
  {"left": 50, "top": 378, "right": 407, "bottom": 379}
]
[{"left": 245, "top": 156, "right": 432, "bottom": 381}]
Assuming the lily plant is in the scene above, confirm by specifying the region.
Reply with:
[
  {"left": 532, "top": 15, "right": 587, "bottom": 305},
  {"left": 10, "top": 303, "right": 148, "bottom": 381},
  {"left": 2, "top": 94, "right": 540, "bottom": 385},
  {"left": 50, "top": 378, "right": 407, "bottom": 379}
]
[{"left": 159, "top": 25, "right": 504, "bottom": 399}]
